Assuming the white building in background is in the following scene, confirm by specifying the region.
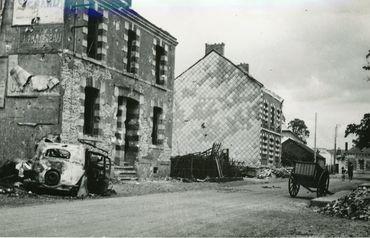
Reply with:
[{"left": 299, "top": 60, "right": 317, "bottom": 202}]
[{"left": 317, "top": 148, "right": 335, "bottom": 166}]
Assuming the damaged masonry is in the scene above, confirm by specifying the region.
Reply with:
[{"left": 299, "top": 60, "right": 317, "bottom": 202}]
[{"left": 0, "top": 0, "right": 178, "bottom": 187}]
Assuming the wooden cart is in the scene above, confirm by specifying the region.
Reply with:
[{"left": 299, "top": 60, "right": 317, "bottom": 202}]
[{"left": 288, "top": 161, "right": 330, "bottom": 198}]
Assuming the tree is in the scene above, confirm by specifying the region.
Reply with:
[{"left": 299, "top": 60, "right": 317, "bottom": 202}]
[
  {"left": 345, "top": 114, "right": 370, "bottom": 149},
  {"left": 288, "top": 118, "right": 310, "bottom": 144}
]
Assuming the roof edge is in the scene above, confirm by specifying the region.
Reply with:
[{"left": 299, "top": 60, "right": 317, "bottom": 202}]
[
  {"left": 97, "top": 1, "right": 178, "bottom": 45},
  {"left": 263, "top": 87, "right": 284, "bottom": 103},
  {"left": 176, "top": 49, "right": 264, "bottom": 87}
]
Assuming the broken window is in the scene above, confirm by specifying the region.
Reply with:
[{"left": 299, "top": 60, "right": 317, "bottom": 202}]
[
  {"left": 126, "top": 30, "right": 137, "bottom": 73},
  {"left": 155, "top": 45, "right": 165, "bottom": 85},
  {"left": 44, "top": 149, "right": 71, "bottom": 160},
  {"left": 87, "top": 9, "right": 103, "bottom": 60},
  {"left": 152, "top": 107, "right": 163, "bottom": 145},
  {"left": 83, "top": 87, "right": 99, "bottom": 136}
]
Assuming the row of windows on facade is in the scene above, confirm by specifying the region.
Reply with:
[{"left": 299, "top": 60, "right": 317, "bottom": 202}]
[
  {"left": 261, "top": 106, "right": 281, "bottom": 120},
  {"left": 86, "top": 10, "right": 167, "bottom": 85},
  {"left": 261, "top": 144, "right": 280, "bottom": 152},
  {"left": 261, "top": 155, "right": 280, "bottom": 165},
  {"left": 348, "top": 159, "right": 369, "bottom": 171},
  {"left": 261, "top": 135, "right": 281, "bottom": 144},
  {"left": 261, "top": 147, "right": 281, "bottom": 153},
  {"left": 83, "top": 87, "right": 163, "bottom": 145},
  {"left": 261, "top": 144, "right": 280, "bottom": 150}
]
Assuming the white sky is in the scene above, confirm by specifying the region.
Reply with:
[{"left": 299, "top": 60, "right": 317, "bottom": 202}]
[{"left": 133, "top": 0, "right": 370, "bottom": 149}]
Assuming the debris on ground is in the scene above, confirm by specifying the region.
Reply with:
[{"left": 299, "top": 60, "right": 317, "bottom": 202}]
[
  {"left": 257, "top": 167, "right": 292, "bottom": 179},
  {"left": 318, "top": 186, "right": 370, "bottom": 220},
  {"left": 273, "top": 167, "right": 292, "bottom": 178},
  {"left": 171, "top": 143, "right": 229, "bottom": 180},
  {"left": 257, "top": 169, "right": 272, "bottom": 179},
  {"left": 262, "top": 185, "right": 281, "bottom": 189}
]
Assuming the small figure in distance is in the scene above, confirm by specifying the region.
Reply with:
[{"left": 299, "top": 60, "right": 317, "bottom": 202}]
[
  {"left": 341, "top": 166, "right": 346, "bottom": 181},
  {"left": 348, "top": 162, "right": 354, "bottom": 181}
]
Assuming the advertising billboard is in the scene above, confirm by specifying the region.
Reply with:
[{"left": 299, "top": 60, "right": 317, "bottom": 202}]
[{"left": 13, "top": 0, "right": 65, "bottom": 25}]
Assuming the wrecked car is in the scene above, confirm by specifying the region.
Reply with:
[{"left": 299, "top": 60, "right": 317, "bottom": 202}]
[{"left": 21, "top": 141, "right": 112, "bottom": 196}]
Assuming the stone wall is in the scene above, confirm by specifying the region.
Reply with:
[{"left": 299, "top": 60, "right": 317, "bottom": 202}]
[
  {"left": 0, "top": 0, "right": 63, "bottom": 161},
  {"left": 0, "top": 0, "right": 177, "bottom": 178},
  {"left": 60, "top": 53, "right": 174, "bottom": 177}
]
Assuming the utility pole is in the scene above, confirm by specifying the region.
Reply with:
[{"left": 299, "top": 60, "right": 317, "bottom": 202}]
[
  {"left": 333, "top": 124, "right": 339, "bottom": 173},
  {"left": 314, "top": 112, "right": 317, "bottom": 163}
]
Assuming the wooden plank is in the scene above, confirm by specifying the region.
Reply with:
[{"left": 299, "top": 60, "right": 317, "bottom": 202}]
[
  {"left": 0, "top": 57, "right": 7, "bottom": 108},
  {"left": 295, "top": 162, "right": 316, "bottom": 177}
]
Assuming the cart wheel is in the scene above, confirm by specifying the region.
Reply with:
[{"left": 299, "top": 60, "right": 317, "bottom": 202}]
[
  {"left": 317, "top": 171, "right": 330, "bottom": 197},
  {"left": 288, "top": 175, "right": 300, "bottom": 197}
]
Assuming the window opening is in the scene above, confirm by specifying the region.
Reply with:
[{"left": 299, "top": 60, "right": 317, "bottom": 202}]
[
  {"left": 87, "top": 9, "right": 103, "bottom": 60},
  {"left": 126, "top": 30, "right": 137, "bottom": 72},
  {"left": 84, "top": 87, "right": 99, "bottom": 135},
  {"left": 152, "top": 107, "right": 163, "bottom": 144},
  {"left": 45, "top": 149, "right": 71, "bottom": 160},
  {"left": 155, "top": 45, "right": 165, "bottom": 84}
]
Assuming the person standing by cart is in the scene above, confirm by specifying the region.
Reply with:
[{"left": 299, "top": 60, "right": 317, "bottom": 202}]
[
  {"left": 348, "top": 162, "right": 354, "bottom": 181},
  {"left": 341, "top": 166, "right": 346, "bottom": 181}
]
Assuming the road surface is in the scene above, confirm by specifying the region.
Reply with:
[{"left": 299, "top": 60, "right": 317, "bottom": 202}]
[{"left": 0, "top": 178, "right": 369, "bottom": 237}]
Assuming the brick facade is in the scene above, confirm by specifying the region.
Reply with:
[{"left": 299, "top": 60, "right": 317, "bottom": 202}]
[
  {"left": 173, "top": 46, "right": 283, "bottom": 167},
  {"left": 260, "top": 88, "right": 284, "bottom": 166},
  {"left": 0, "top": 0, "right": 177, "bottom": 179}
]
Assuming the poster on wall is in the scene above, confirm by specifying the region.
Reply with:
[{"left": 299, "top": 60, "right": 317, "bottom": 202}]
[
  {"left": 7, "top": 55, "right": 60, "bottom": 97},
  {"left": 0, "top": 57, "right": 7, "bottom": 108},
  {"left": 18, "top": 25, "right": 63, "bottom": 53},
  {"left": 12, "top": 0, "right": 65, "bottom": 25}
]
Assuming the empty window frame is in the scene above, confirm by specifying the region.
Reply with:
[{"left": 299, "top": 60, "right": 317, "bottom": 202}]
[
  {"left": 152, "top": 107, "right": 163, "bottom": 145},
  {"left": 44, "top": 149, "right": 71, "bottom": 160},
  {"left": 83, "top": 87, "right": 99, "bottom": 136},
  {"left": 126, "top": 30, "right": 137, "bottom": 73},
  {"left": 155, "top": 45, "right": 165, "bottom": 85},
  {"left": 87, "top": 9, "right": 103, "bottom": 60}
]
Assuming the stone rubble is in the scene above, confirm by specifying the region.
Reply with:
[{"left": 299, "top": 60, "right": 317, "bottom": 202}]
[{"left": 318, "top": 186, "right": 370, "bottom": 221}]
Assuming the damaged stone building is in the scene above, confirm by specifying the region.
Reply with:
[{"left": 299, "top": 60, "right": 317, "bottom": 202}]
[
  {"left": 173, "top": 44, "right": 283, "bottom": 167},
  {"left": 0, "top": 0, "right": 177, "bottom": 178}
]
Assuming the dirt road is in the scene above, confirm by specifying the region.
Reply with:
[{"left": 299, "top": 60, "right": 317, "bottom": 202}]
[{"left": 0, "top": 178, "right": 369, "bottom": 237}]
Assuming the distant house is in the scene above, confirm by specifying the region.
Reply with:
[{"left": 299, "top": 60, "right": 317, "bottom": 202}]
[
  {"left": 282, "top": 138, "right": 325, "bottom": 166},
  {"left": 173, "top": 43, "right": 284, "bottom": 167},
  {"left": 344, "top": 147, "right": 370, "bottom": 174},
  {"left": 317, "top": 148, "right": 335, "bottom": 166}
]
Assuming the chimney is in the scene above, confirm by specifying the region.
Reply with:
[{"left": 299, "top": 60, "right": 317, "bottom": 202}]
[
  {"left": 205, "top": 43, "right": 225, "bottom": 56},
  {"left": 345, "top": 142, "right": 348, "bottom": 152},
  {"left": 238, "top": 63, "right": 249, "bottom": 74}
]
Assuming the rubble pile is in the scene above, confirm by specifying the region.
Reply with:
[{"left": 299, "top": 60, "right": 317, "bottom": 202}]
[
  {"left": 257, "top": 168, "right": 272, "bottom": 179},
  {"left": 272, "top": 167, "right": 291, "bottom": 178},
  {"left": 319, "top": 186, "right": 370, "bottom": 220},
  {"left": 0, "top": 184, "right": 37, "bottom": 198},
  {"left": 257, "top": 167, "right": 291, "bottom": 179}
]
